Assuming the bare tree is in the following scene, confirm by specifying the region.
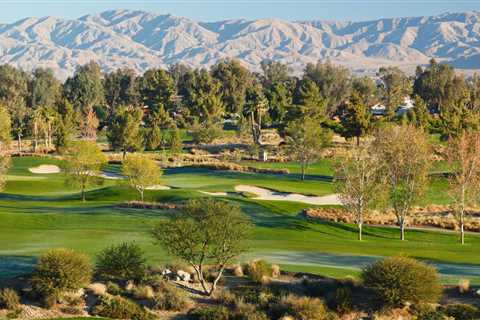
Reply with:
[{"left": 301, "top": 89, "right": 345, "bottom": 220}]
[
  {"left": 374, "top": 124, "right": 431, "bottom": 240},
  {"left": 447, "top": 131, "right": 480, "bottom": 245},
  {"left": 335, "top": 142, "right": 383, "bottom": 240}
]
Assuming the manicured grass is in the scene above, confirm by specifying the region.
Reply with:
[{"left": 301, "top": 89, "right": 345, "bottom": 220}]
[{"left": 0, "top": 156, "right": 478, "bottom": 284}]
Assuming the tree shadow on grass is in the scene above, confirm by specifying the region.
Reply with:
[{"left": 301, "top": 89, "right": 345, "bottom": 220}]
[{"left": 0, "top": 255, "right": 36, "bottom": 281}]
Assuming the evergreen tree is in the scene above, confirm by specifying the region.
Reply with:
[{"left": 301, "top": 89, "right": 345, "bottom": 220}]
[
  {"left": 107, "top": 106, "right": 144, "bottom": 157},
  {"left": 339, "top": 91, "right": 371, "bottom": 145}
]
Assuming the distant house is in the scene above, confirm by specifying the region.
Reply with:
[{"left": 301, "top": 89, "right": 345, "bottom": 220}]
[
  {"left": 371, "top": 103, "right": 386, "bottom": 116},
  {"left": 369, "top": 96, "right": 414, "bottom": 117},
  {"left": 395, "top": 96, "right": 414, "bottom": 116}
]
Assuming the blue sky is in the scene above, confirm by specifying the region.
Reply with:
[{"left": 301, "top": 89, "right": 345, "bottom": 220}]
[{"left": 0, "top": 0, "right": 479, "bottom": 22}]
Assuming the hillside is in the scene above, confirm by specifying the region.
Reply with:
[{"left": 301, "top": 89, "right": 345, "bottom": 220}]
[{"left": 0, "top": 10, "right": 479, "bottom": 78}]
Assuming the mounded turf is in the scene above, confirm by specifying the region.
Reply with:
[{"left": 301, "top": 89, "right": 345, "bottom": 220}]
[{"left": 0, "top": 156, "right": 478, "bottom": 284}]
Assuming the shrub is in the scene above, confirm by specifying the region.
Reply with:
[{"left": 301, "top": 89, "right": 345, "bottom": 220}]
[
  {"left": 442, "top": 303, "right": 479, "bottom": 320},
  {"left": 458, "top": 278, "right": 470, "bottom": 294},
  {"left": 189, "top": 305, "right": 230, "bottom": 320},
  {"left": 231, "top": 300, "right": 268, "bottom": 320},
  {"left": 96, "top": 242, "right": 147, "bottom": 281},
  {"left": 361, "top": 257, "right": 442, "bottom": 306},
  {"left": 411, "top": 304, "right": 446, "bottom": 320},
  {"left": 93, "top": 295, "right": 154, "bottom": 320},
  {"left": 271, "top": 294, "right": 329, "bottom": 320},
  {"left": 31, "top": 248, "right": 92, "bottom": 298},
  {"left": 244, "top": 260, "right": 272, "bottom": 284},
  {"left": 106, "top": 281, "right": 121, "bottom": 295},
  {"left": 152, "top": 283, "right": 192, "bottom": 311},
  {"left": 271, "top": 264, "right": 281, "bottom": 278},
  {"left": 132, "top": 285, "right": 154, "bottom": 300},
  {"left": 0, "top": 288, "right": 20, "bottom": 310},
  {"left": 191, "top": 122, "right": 223, "bottom": 144},
  {"left": 330, "top": 287, "right": 352, "bottom": 314}
]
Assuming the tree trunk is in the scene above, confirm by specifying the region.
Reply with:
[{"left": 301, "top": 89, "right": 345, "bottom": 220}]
[
  {"left": 140, "top": 190, "right": 144, "bottom": 203},
  {"left": 301, "top": 163, "right": 305, "bottom": 181},
  {"left": 17, "top": 134, "right": 22, "bottom": 155},
  {"left": 81, "top": 187, "right": 86, "bottom": 202},
  {"left": 208, "top": 266, "right": 226, "bottom": 296},
  {"left": 460, "top": 223, "right": 465, "bottom": 245},
  {"left": 356, "top": 135, "right": 360, "bottom": 146},
  {"left": 358, "top": 221, "right": 363, "bottom": 241},
  {"left": 400, "top": 220, "right": 405, "bottom": 241}
]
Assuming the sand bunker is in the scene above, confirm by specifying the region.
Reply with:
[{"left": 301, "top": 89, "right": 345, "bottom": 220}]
[
  {"left": 146, "top": 185, "right": 171, "bottom": 190},
  {"left": 235, "top": 185, "right": 341, "bottom": 205},
  {"left": 199, "top": 191, "right": 228, "bottom": 196},
  {"left": 28, "top": 165, "right": 61, "bottom": 174}
]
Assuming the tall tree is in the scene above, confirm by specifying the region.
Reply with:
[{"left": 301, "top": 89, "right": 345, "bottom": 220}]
[
  {"left": 0, "top": 65, "right": 29, "bottom": 152},
  {"left": 377, "top": 67, "right": 411, "bottom": 119},
  {"left": 413, "top": 59, "right": 468, "bottom": 113},
  {"left": 107, "top": 106, "right": 144, "bottom": 157},
  {"left": 0, "top": 106, "right": 12, "bottom": 191},
  {"left": 180, "top": 69, "right": 224, "bottom": 124},
  {"left": 244, "top": 85, "right": 268, "bottom": 145},
  {"left": 286, "top": 118, "right": 331, "bottom": 180},
  {"left": 351, "top": 76, "right": 378, "bottom": 107},
  {"left": 407, "top": 95, "right": 430, "bottom": 130},
  {"left": 144, "top": 104, "right": 174, "bottom": 151},
  {"left": 64, "top": 141, "right": 107, "bottom": 202},
  {"left": 339, "top": 91, "right": 372, "bottom": 145},
  {"left": 29, "top": 68, "right": 62, "bottom": 109},
  {"left": 291, "top": 79, "right": 326, "bottom": 121},
  {"left": 140, "top": 68, "right": 175, "bottom": 112},
  {"left": 447, "top": 131, "right": 480, "bottom": 245},
  {"left": 374, "top": 125, "right": 431, "bottom": 240},
  {"left": 64, "top": 61, "right": 105, "bottom": 114},
  {"left": 54, "top": 99, "right": 77, "bottom": 151},
  {"left": 211, "top": 59, "right": 254, "bottom": 115},
  {"left": 152, "top": 198, "right": 252, "bottom": 296},
  {"left": 303, "top": 60, "right": 351, "bottom": 114},
  {"left": 104, "top": 68, "right": 140, "bottom": 113},
  {"left": 122, "top": 153, "right": 162, "bottom": 202},
  {"left": 335, "top": 142, "right": 383, "bottom": 240}
]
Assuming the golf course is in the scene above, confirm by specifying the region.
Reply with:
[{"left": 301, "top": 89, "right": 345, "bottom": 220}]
[{"left": 1, "top": 155, "right": 479, "bottom": 285}]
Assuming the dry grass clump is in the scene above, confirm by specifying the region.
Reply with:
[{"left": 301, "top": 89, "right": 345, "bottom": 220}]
[
  {"left": 233, "top": 265, "right": 244, "bottom": 277},
  {"left": 458, "top": 279, "right": 470, "bottom": 294},
  {"left": 244, "top": 260, "right": 273, "bottom": 284},
  {"left": 151, "top": 282, "right": 192, "bottom": 311},
  {"left": 0, "top": 288, "right": 20, "bottom": 310},
  {"left": 132, "top": 285, "right": 154, "bottom": 300},
  {"left": 272, "top": 294, "right": 329, "bottom": 320},
  {"left": 87, "top": 283, "right": 107, "bottom": 296},
  {"left": 271, "top": 264, "right": 281, "bottom": 278}
]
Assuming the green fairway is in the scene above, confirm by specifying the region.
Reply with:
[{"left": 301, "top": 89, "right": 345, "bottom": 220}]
[{"left": 0, "top": 156, "right": 478, "bottom": 284}]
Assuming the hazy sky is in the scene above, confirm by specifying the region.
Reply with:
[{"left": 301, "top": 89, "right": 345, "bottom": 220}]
[{"left": 0, "top": 0, "right": 479, "bottom": 22}]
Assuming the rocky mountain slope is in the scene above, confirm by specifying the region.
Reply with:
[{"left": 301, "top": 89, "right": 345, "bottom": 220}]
[{"left": 0, "top": 9, "right": 478, "bottom": 79}]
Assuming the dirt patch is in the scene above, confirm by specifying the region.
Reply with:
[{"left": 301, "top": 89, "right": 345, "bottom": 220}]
[
  {"left": 234, "top": 185, "right": 341, "bottom": 205},
  {"left": 28, "top": 165, "right": 60, "bottom": 174}
]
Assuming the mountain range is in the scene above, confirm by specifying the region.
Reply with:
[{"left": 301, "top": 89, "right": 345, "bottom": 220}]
[{"left": 0, "top": 9, "right": 479, "bottom": 79}]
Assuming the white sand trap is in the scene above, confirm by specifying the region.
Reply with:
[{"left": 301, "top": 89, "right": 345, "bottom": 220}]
[
  {"left": 28, "top": 165, "right": 61, "bottom": 174},
  {"left": 235, "top": 185, "right": 341, "bottom": 205},
  {"left": 146, "top": 185, "right": 171, "bottom": 190},
  {"left": 199, "top": 191, "right": 228, "bottom": 196},
  {"left": 99, "top": 172, "right": 123, "bottom": 180}
]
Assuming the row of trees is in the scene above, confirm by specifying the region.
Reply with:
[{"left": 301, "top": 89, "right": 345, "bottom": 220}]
[
  {"left": 0, "top": 58, "right": 478, "bottom": 155},
  {"left": 336, "top": 124, "right": 480, "bottom": 244}
]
